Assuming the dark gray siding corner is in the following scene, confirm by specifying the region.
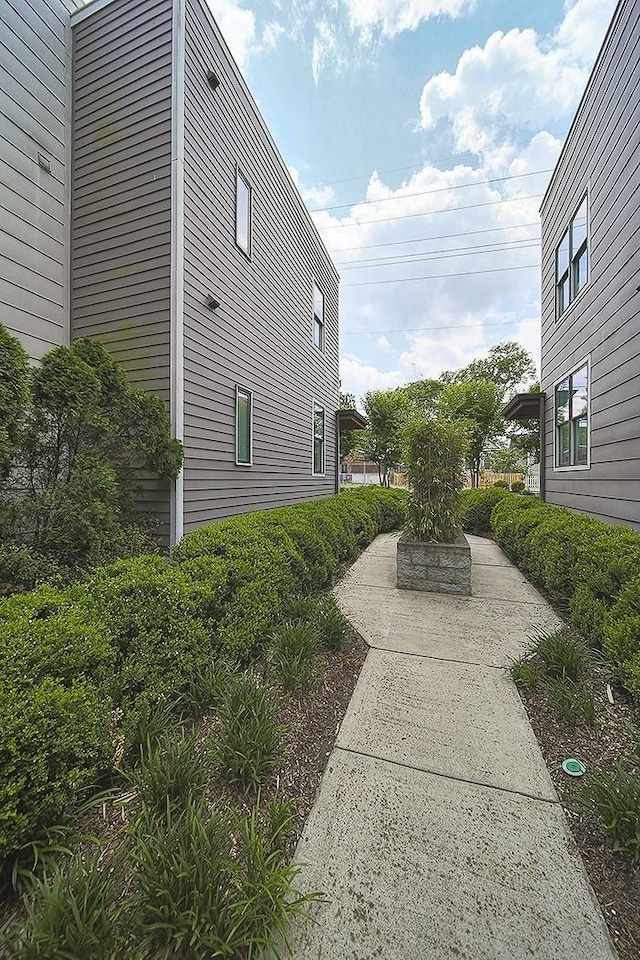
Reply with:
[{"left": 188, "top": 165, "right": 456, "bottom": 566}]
[
  {"left": 540, "top": 0, "right": 640, "bottom": 531},
  {"left": 71, "top": 0, "right": 175, "bottom": 536},
  {"left": 181, "top": 0, "right": 340, "bottom": 531},
  {"left": 1, "top": 0, "right": 71, "bottom": 360}
]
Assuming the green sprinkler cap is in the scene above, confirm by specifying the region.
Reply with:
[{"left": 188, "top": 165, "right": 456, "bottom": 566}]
[{"left": 562, "top": 758, "right": 586, "bottom": 777}]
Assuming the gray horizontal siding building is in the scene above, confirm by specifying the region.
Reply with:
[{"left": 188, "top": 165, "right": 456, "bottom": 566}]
[
  {"left": 539, "top": 0, "right": 640, "bottom": 531},
  {"left": 1, "top": 0, "right": 340, "bottom": 544}
]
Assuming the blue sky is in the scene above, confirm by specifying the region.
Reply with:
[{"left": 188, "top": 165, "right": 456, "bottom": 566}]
[{"left": 206, "top": 0, "right": 617, "bottom": 400}]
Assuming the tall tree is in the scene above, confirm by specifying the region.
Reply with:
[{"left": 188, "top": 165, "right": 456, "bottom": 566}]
[
  {"left": 440, "top": 340, "right": 536, "bottom": 398},
  {"left": 400, "top": 378, "right": 442, "bottom": 412},
  {"left": 339, "top": 391, "right": 359, "bottom": 461},
  {"left": 359, "top": 389, "right": 408, "bottom": 487},
  {"left": 438, "top": 380, "right": 502, "bottom": 488}
]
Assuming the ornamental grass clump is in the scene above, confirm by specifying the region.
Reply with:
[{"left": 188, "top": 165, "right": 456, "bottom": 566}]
[{"left": 403, "top": 416, "right": 468, "bottom": 543}]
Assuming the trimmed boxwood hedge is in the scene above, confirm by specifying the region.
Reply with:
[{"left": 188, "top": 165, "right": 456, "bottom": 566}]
[
  {"left": 471, "top": 490, "right": 640, "bottom": 703},
  {"left": 0, "top": 487, "right": 405, "bottom": 868}
]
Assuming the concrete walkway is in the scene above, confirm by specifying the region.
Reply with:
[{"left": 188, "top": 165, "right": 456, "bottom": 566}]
[{"left": 282, "top": 533, "right": 617, "bottom": 959}]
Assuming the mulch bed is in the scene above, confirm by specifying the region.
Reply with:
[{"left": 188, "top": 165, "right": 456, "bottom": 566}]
[{"left": 518, "top": 664, "right": 640, "bottom": 959}]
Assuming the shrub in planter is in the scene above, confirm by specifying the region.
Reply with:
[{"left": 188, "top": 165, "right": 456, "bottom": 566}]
[
  {"left": 397, "top": 417, "right": 470, "bottom": 594},
  {"left": 403, "top": 417, "right": 467, "bottom": 543}
]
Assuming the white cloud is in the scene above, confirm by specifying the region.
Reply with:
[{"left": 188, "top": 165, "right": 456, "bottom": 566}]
[
  {"left": 288, "top": 166, "right": 337, "bottom": 209},
  {"left": 312, "top": 19, "right": 338, "bottom": 84},
  {"left": 377, "top": 335, "right": 392, "bottom": 350},
  {"left": 340, "top": 355, "right": 406, "bottom": 399},
  {"left": 205, "top": 0, "right": 257, "bottom": 67},
  {"left": 418, "top": 0, "right": 617, "bottom": 166},
  {"left": 344, "top": 0, "right": 475, "bottom": 39}
]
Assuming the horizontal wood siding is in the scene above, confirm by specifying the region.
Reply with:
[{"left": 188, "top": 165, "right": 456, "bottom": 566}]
[
  {"left": 540, "top": 0, "right": 640, "bottom": 530},
  {"left": 181, "top": 0, "right": 340, "bottom": 531},
  {"left": 0, "top": 0, "right": 70, "bottom": 359},
  {"left": 71, "top": 0, "right": 174, "bottom": 537}
]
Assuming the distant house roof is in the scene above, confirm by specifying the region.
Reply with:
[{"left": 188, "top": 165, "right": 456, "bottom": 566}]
[
  {"left": 337, "top": 409, "right": 367, "bottom": 431},
  {"left": 502, "top": 393, "right": 544, "bottom": 421}
]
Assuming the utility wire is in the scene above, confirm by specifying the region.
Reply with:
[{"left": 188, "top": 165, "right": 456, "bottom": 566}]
[
  {"left": 320, "top": 193, "right": 543, "bottom": 230},
  {"left": 333, "top": 221, "right": 541, "bottom": 253},
  {"left": 342, "top": 318, "right": 540, "bottom": 336},
  {"left": 342, "top": 263, "right": 539, "bottom": 287},
  {"left": 336, "top": 239, "right": 539, "bottom": 270},
  {"left": 309, "top": 168, "right": 552, "bottom": 213},
  {"left": 305, "top": 136, "right": 538, "bottom": 190}
]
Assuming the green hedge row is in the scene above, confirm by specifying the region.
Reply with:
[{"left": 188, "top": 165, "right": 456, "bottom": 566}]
[
  {"left": 473, "top": 491, "right": 640, "bottom": 702},
  {"left": 0, "top": 487, "right": 406, "bottom": 867}
]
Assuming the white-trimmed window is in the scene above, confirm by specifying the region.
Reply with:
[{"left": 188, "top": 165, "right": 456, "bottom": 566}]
[
  {"left": 555, "top": 362, "right": 589, "bottom": 468},
  {"left": 235, "top": 169, "right": 251, "bottom": 256},
  {"left": 556, "top": 197, "right": 588, "bottom": 317},
  {"left": 236, "top": 386, "right": 252, "bottom": 465},
  {"left": 312, "top": 403, "right": 325, "bottom": 475},
  {"left": 313, "top": 284, "right": 324, "bottom": 351}
]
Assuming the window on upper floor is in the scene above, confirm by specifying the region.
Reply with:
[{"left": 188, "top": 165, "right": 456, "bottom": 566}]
[
  {"left": 236, "top": 386, "right": 252, "bottom": 465},
  {"left": 313, "top": 284, "right": 324, "bottom": 351},
  {"left": 555, "top": 362, "right": 589, "bottom": 468},
  {"left": 235, "top": 169, "right": 251, "bottom": 256},
  {"left": 312, "top": 403, "right": 325, "bottom": 475},
  {"left": 556, "top": 197, "right": 588, "bottom": 318}
]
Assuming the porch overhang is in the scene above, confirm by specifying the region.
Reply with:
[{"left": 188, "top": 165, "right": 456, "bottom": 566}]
[
  {"left": 337, "top": 409, "right": 367, "bottom": 431},
  {"left": 502, "top": 392, "right": 544, "bottom": 421}
]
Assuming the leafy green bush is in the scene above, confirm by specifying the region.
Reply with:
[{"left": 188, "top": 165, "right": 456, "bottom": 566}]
[
  {"left": 0, "top": 331, "right": 182, "bottom": 582},
  {"left": 492, "top": 479, "right": 509, "bottom": 489},
  {"left": 0, "top": 681, "right": 113, "bottom": 864},
  {"left": 511, "top": 480, "right": 525, "bottom": 493},
  {"left": 490, "top": 497, "right": 640, "bottom": 703},
  {"left": 458, "top": 487, "right": 511, "bottom": 534},
  {"left": 603, "top": 576, "right": 640, "bottom": 701},
  {"left": 0, "top": 486, "right": 404, "bottom": 865},
  {"left": 403, "top": 417, "right": 467, "bottom": 542}
]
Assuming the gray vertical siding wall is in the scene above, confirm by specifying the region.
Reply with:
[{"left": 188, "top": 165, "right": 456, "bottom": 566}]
[
  {"left": 181, "top": 0, "right": 340, "bottom": 531},
  {"left": 540, "top": 0, "right": 640, "bottom": 531},
  {"left": 71, "top": 0, "right": 175, "bottom": 536},
  {"left": 1, "top": 0, "right": 71, "bottom": 360}
]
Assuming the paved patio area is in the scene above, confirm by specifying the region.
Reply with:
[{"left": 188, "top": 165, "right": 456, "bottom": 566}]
[{"left": 280, "top": 533, "right": 616, "bottom": 959}]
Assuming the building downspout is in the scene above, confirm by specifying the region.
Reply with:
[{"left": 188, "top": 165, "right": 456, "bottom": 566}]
[
  {"left": 170, "top": 0, "right": 186, "bottom": 546},
  {"left": 539, "top": 392, "right": 546, "bottom": 502}
]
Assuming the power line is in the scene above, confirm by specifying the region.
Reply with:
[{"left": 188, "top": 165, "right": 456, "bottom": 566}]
[
  {"left": 336, "top": 239, "right": 539, "bottom": 270},
  {"left": 320, "top": 194, "right": 543, "bottom": 230},
  {"left": 304, "top": 136, "right": 538, "bottom": 191},
  {"left": 342, "top": 318, "right": 540, "bottom": 336},
  {"left": 332, "top": 221, "right": 541, "bottom": 254},
  {"left": 342, "top": 263, "right": 539, "bottom": 287},
  {"left": 309, "top": 168, "right": 552, "bottom": 213}
]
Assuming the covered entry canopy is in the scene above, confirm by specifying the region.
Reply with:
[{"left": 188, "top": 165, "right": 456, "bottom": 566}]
[
  {"left": 337, "top": 409, "right": 367, "bottom": 431},
  {"left": 502, "top": 392, "right": 543, "bottom": 421}
]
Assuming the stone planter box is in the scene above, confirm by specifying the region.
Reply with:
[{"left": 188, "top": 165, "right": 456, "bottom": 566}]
[{"left": 396, "top": 530, "right": 471, "bottom": 595}]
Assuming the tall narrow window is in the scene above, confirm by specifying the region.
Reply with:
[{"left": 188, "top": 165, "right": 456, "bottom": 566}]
[
  {"left": 313, "top": 284, "right": 324, "bottom": 351},
  {"left": 236, "top": 387, "right": 252, "bottom": 465},
  {"left": 555, "top": 363, "right": 589, "bottom": 467},
  {"left": 313, "top": 403, "right": 325, "bottom": 475},
  {"left": 235, "top": 170, "right": 251, "bottom": 256},
  {"left": 556, "top": 196, "right": 588, "bottom": 317}
]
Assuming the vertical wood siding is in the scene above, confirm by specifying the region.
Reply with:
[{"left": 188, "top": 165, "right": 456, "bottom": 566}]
[
  {"left": 0, "top": 0, "right": 71, "bottom": 360},
  {"left": 540, "top": 0, "right": 640, "bottom": 530},
  {"left": 71, "top": 0, "right": 174, "bottom": 537},
  {"left": 181, "top": 0, "right": 340, "bottom": 531}
]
